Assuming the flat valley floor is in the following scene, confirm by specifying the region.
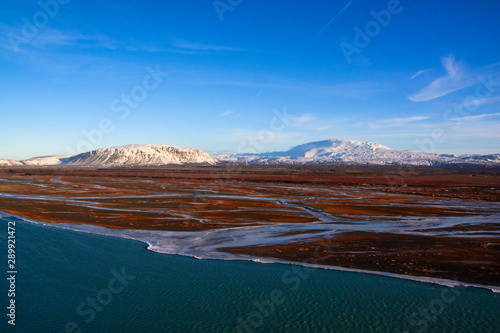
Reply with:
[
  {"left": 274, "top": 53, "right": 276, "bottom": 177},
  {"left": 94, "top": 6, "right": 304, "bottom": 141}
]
[{"left": 0, "top": 164, "right": 499, "bottom": 286}]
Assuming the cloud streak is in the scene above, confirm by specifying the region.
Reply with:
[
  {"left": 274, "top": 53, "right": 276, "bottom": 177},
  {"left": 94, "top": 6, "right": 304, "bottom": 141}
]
[
  {"left": 171, "top": 40, "right": 243, "bottom": 53},
  {"left": 409, "top": 69, "right": 430, "bottom": 80},
  {"left": 0, "top": 25, "right": 119, "bottom": 53},
  {"left": 356, "top": 116, "right": 430, "bottom": 130},
  {"left": 310, "top": 0, "right": 356, "bottom": 44},
  {"left": 288, "top": 114, "right": 316, "bottom": 125},
  {"left": 2, "top": 25, "right": 241, "bottom": 56},
  {"left": 220, "top": 110, "right": 234, "bottom": 116},
  {"left": 408, "top": 54, "right": 476, "bottom": 102},
  {"left": 464, "top": 95, "right": 500, "bottom": 107},
  {"left": 451, "top": 112, "right": 500, "bottom": 122},
  {"left": 379, "top": 116, "right": 430, "bottom": 125}
]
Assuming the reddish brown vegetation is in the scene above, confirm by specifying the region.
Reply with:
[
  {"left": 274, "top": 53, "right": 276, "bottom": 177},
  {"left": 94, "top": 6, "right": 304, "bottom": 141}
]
[{"left": 0, "top": 165, "right": 499, "bottom": 285}]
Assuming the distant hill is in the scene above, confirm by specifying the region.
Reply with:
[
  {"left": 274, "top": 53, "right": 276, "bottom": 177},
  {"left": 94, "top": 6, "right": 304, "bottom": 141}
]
[
  {"left": 63, "top": 144, "right": 217, "bottom": 166},
  {"left": 215, "top": 139, "right": 500, "bottom": 166},
  {"left": 1, "top": 144, "right": 217, "bottom": 167}
]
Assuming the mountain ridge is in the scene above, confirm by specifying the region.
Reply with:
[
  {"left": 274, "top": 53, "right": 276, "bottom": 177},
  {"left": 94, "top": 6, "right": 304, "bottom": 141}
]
[
  {"left": 0, "top": 144, "right": 217, "bottom": 167},
  {"left": 1, "top": 139, "right": 499, "bottom": 167},
  {"left": 64, "top": 144, "right": 217, "bottom": 166},
  {"left": 215, "top": 139, "right": 500, "bottom": 166}
]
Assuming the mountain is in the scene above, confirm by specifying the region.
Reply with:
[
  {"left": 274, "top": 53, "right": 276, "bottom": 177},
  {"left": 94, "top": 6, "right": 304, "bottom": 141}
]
[
  {"left": 0, "top": 159, "right": 23, "bottom": 166},
  {"left": 216, "top": 139, "right": 500, "bottom": 166},
  {"left": 1, "top": 140, "right": 498, "bottom": 167},
  {"left": 264, "top": 139, "right": 393, "bottom": 158},
  {"left": 0, "top": 145, "right": 217, "bottom": 167},
  {"left": 21, "top": 155, "right": 72, "bottom": 166},
  {"left": 63, "top": 144, "right": 217, "bottom": 166}
]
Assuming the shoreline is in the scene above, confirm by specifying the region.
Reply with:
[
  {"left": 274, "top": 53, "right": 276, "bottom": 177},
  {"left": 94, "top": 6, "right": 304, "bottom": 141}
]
[{"left": 3, "top": 211, "right": 499, "bottom": 293}]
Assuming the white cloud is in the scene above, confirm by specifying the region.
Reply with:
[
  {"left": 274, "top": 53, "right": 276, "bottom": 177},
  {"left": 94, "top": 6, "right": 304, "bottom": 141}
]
[
  {"left": 171, "top": 40, "right": 243, "bottom": 53},
  {"left": 0, "top": 25, "right": 118, "bottom": 52},
  {"left": 0, "top": 25, "right": 172, "bottom": 55},
  {"left": 220, "top": 110, "right": 234, "bottom": 116},
  {"left": 359, "top": 116, "right": 429, "bottom": 129},
  {"left": 409, "top": 69, "right": 430, "bottom": 80},
  {"left": 288, "top": 114, "right": 316, "bottom": 125},
  {"left": 380, "top": 116, "right": 429, "bottom": 125},
  {"left": 463, "top": 95, "right": 500, "bottom": 107},
  {"left": 451, "top": 112, "right": 500, "bottom": 122},
  {"left": 409, "top": 54, "right": 476, "bottom": 102},
  {"left": 316, "top": 125, "right": 332, "bottom": 131}
]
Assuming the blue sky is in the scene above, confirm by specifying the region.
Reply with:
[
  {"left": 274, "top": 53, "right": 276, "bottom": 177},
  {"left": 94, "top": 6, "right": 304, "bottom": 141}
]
[{"left": 1, "top": 0, "right": 499, "bottom": 160}]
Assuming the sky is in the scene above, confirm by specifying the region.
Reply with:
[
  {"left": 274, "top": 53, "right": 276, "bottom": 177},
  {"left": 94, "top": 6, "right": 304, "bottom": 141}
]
[{"left": 1, "top": 0, "right": 500, "bottom": 160}]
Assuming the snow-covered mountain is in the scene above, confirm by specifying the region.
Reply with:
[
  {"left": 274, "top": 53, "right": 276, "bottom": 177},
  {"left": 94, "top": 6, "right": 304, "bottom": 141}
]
[
  {"left": 0, "top": 144, "right": 217, "bottom": 167},
  {"left": 0, "top": 159, "right": 23, "bottom": 166},
  {"left": 1, "top": 140, "right": 498, "bottom": 167},
  {"left": 21, "top": 155, "right": 72, "bottom": 166},
  {"left": 63, "top": 144, "right": 217, "bottom": 166},
  {"left": 216, "top": 139, "right": 500, "bottom": 166}
]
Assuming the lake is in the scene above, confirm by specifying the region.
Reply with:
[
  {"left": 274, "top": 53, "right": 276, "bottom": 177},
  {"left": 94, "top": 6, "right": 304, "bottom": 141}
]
[{"left": 1, "top": 216, "right": 499, "bottom": 332}]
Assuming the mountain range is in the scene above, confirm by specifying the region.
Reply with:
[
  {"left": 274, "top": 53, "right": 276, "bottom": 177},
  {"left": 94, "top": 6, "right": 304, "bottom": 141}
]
[
  {"left": 0, "top": 144, "right": 217, "bottom": 167},
  {"left": 1, "top": 140, "right": 499, "bottom": 167},
  {"left": 216, "top": 139, "right": 500, "bottom": 166}
]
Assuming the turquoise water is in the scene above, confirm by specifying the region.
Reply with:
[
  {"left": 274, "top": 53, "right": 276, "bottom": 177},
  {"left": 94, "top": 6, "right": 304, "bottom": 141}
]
[{"left": 1, "top": 217, "right": 499, "bottom": 333}]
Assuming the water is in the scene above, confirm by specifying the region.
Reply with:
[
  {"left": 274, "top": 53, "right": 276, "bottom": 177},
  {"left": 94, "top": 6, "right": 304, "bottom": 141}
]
[{"left": 1, "top": 217, "right": 499, "bottom": 333}]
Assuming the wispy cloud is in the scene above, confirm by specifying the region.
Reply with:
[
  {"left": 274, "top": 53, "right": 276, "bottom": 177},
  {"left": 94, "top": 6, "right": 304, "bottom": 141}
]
[
  {"left": 451, "top": 112, "right": 500, "bottom": 122},
  {"left": 170, "top": 40, "right": 244, "bottom": 53},
  {"left": 409, "top": 69, "right": 430, "bottom": 80},
  {"left": 463, "top": 95, "right": 500, "bottom": 107},
  {"left": 316, "top": 125, "right": 333, "bottom": 131},
  {"left": 310, "top": 0, "right": 356, "bottom": 43},
  {"left": 379, "top": 116, "right": 429, "bottom": 125},
  {"left": 288, "top": 113, "right": 316, "bottom": 125},
  {"left": 358, "top": 115, "right": 430, "bottom": 129},
  {"left": 408, "top": 54, "right": 477, "bottom": 102},
  {"left": 0, "top": 25, "right": 118, "bottom": 52},
  {"left": 124, "top": 42, "right": 167, "bottom": 53},
  {"left": 0, "top": 25, "right": 174, "bottom": 55},
  {"left": 220, "top": 110, "right": 234, "bottom": 116}
]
